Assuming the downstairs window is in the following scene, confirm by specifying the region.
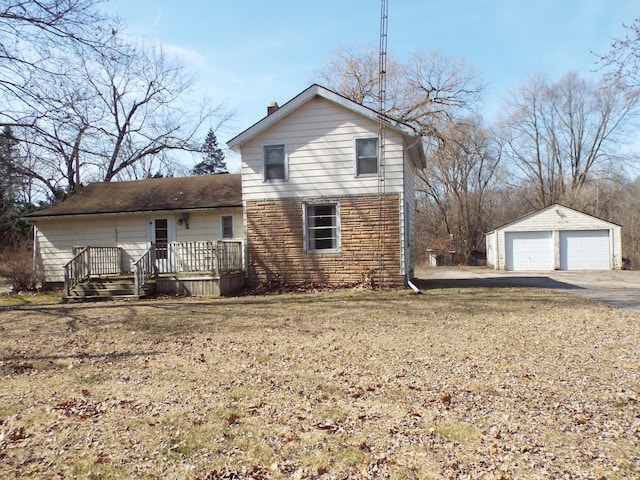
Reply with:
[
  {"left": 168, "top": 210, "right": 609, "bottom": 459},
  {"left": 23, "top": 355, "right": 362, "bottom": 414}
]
[{"left": 303, "top": 203, "right": 340, "bottom": 253}]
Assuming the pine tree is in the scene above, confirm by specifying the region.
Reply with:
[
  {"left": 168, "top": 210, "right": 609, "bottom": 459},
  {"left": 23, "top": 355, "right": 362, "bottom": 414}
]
[
  {"left": 0, "top": 126, "right": 30, "bottom": 248},
  {"left": 191, "top": 128, "right": 228, "bottom": 175},
  {"left": 0, "top": 126, "right": 19, "bottom": 214}
]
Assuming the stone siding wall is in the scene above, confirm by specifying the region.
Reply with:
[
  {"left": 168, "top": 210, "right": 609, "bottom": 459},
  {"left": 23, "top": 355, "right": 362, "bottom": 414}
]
[{"left": 245, "top": 194, "right": 404, "bottom": 287}]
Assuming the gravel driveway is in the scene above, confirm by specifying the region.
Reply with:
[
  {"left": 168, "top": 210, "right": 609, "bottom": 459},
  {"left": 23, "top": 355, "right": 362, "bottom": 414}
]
[{"left": 416, "top": 267, "right": 640, "bottom": 312}]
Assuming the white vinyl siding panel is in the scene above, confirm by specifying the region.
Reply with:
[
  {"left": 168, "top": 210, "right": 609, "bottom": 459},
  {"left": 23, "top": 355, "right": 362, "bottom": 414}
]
[
  {"left": 241, "top": 98, "right": 406, "bottom": 200},
  {"left": 486, "top": 231, "right": 497, "bottom": 268},
  {"left": 175, "top": 210, "right": 243, "bottom": 243},
  {"left": 505, "top": 231, "right": 554, "bottom": 271},
  {"left": 402, "top": 144, "right": 417, "bottom": 276},
  {"left": 112, "top": 216, "right": 148, "bottom": 271},
  {"left": 560, "top": 230, "right": 610, "bottom": 270},
  {"left": 36, "top": 216, "right": 145, "bottom": 283}
]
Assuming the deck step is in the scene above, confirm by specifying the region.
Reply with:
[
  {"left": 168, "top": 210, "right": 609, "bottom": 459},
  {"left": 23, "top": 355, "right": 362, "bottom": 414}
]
[{"left": 68, "top": 276, "right": 154, "bottom": 299}]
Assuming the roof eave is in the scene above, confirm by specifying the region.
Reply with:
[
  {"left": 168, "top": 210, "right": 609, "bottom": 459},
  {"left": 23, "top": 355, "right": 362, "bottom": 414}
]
[
  {"left": 487, "top": 203, "right": 623, "bottom": 232},
  {"left": 24, "top": 204, "right": 243, "bottom": 221},
  {"left": 227, "top": 84, "right": 420, "bottom": 150}
]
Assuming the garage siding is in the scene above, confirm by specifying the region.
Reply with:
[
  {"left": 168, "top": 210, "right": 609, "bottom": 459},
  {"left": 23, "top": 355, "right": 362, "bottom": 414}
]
[{"left": 486, "top": 204, "right": 622, "bottom": 271}]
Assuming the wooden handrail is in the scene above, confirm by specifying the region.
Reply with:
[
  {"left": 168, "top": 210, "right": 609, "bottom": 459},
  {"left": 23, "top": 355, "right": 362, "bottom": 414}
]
[
  {"left": 64, "top": 246, "right": 90, "bottom": 296},
  {"left": 63, "top": 246, "right": 122, "bottom": 296},
  {"left": 133, "top": 246, "right": 156, "bottom": 296}
]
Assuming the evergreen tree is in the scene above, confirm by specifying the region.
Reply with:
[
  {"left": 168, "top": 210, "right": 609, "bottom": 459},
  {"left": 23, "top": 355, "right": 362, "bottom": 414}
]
[
  {"left": 191, "top": 129, "right": 228, "bottom": 175},
  {"left": 0, "top": 127, "right": 30, "bottom": 248},
  {"left": 0, "top": 127, "right": 18, "bottom": 213}
]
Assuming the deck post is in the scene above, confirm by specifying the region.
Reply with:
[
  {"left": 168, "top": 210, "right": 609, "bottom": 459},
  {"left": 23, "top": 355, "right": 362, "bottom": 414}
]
[{"left": 216, "top": 241, "right": 222, "bottom": 277}]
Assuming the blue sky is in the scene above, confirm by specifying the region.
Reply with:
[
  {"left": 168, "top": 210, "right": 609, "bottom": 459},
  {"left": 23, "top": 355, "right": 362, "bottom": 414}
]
[{"left": 103, "top": 0, "right": 638, "bottom": 171}]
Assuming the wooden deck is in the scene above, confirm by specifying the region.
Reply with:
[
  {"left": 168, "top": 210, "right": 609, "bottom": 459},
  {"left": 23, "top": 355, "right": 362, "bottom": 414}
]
[{"left": 64, "top": 241, "right": 244, "bottom": 299}]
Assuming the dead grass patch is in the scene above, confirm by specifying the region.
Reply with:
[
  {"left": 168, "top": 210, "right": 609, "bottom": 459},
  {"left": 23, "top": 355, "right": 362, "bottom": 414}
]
[{"left": 0, "top": 287, "right": 639, "bottom": 479}]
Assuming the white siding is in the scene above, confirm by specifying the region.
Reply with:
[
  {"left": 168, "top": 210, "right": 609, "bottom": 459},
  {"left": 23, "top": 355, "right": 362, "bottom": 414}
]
[
  {"left": 174, "top": 209, "right": 244, "bottom": 243},
  {"left": 241, "top": 97, "right": 407, "bottom": 201},
  {"left": 485, "top": 231, "right": 497, "bottom": 268},
  {"left": 34, "top": 208, "right": 243, "bottom": 283},
  {"left": 402, "top": 142, "right": 418, "bottom": 277},
  {"left": 113, "top": 215, "right": 147, "bottom": 271},
  {"left": 36, "top": 216, "right": 123, "bottom": 282}
]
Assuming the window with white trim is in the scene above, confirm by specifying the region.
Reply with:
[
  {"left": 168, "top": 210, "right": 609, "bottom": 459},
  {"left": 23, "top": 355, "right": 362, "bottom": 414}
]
[
  {"left": 355, "top": 137, "right": 378, "bottom": 176},
  {"left": 221, "top": 215, "right": 234, "bottom": 239},
  {"left": 263, "top": 144, "right": 286, "bottom": 181},
  {"left": 304, "top": 203, "right": 340, "bottom": 253}
]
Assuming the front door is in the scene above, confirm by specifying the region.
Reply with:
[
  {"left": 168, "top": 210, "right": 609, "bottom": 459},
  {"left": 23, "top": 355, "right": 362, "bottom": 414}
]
[{"left": 148, "top": 217, "right": 176, "bottom": 272}]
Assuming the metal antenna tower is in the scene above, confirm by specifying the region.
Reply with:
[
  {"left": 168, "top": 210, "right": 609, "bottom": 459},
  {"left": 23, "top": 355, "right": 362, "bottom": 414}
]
[{"left": 377, "top": 0, "right": 388, "bottom": 287}]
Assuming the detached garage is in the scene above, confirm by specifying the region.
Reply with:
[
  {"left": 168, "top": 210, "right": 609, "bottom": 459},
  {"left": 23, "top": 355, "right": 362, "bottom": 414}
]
[{"left": 486, "top": 204, "right": 622, "bottom": 271}]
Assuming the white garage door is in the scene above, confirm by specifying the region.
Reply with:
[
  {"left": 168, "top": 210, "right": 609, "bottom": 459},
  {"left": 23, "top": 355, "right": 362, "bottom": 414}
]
[
  {"left": 505, "top": 231, "right": 553, "bottom": 271},
  {"left": 560, "top": 230, "right": 610, "bottom": 270}
]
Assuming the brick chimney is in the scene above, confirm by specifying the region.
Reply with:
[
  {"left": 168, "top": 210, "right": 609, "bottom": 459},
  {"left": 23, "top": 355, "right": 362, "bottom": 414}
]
[{"left": 267, "top": 101, "right": 279, "bottom": 115}]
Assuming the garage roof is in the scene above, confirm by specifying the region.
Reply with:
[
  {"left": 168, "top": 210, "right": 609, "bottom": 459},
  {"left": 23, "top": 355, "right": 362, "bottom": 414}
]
[{"left": 487, "top": 203, "right": 621, "bottom": 233}]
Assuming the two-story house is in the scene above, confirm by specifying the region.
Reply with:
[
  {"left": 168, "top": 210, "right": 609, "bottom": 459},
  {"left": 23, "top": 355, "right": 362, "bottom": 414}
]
[
  {"left": 24, "top": 84, "right": 425, "bottom": 298},
  {"left": 227, "top": 84, "right": 425, "bottom": 288}
]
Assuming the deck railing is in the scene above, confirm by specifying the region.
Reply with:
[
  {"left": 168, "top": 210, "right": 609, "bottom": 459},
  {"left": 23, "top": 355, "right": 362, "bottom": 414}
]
[
  {"left": 154, "top": 240, "right": 244, "bottom": 275},
  {"left": 163, "top": 241, "right": 217, "bottom": 273},
  {"left": 66, "top": 241, "right": 244, "bottom": 295},
  {"left": 64, "top": 246, "right": 122, "bottom": 296},
  {"left": 216, "top": 240, "right": 244, "bottom": 274},
  {"left": 133, "top": 247, "right": 156, "bottom": 296}
]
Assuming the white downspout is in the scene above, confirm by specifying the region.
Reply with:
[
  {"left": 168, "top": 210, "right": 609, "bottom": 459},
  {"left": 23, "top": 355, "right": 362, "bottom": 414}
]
[
  {"left": 407, "top": 276, "right": 421, "bottom": 294},
  {"left": 32, "top": 223, "right": 39, "bottom": 288},
  {"left": 403, "top": 236, "right": 422, "bottom": 295}
]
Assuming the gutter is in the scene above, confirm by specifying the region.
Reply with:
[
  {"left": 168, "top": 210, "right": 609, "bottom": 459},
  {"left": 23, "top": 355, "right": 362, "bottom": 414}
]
[{"left": 23, "top": 205, "right": 243, "bottom": 222}]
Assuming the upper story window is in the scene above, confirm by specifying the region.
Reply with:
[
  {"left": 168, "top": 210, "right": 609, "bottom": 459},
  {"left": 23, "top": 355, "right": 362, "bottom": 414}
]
[
  {"left": 355, "top": 137, "right": 378, "bottom": 176},
  {"left": 303, "top": 203, "right": 340, "bottom": 253},
  {"left": 221, "top": 215, "right": 234, "bottom": 239},
  {"left": 263, "top": 144, "right": 287, "bottom": 181}
]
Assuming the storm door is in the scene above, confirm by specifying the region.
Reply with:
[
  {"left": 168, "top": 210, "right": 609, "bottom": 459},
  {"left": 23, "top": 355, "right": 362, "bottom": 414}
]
[{"left": 148, "top": 217, "right": 176, "bottom": 272}]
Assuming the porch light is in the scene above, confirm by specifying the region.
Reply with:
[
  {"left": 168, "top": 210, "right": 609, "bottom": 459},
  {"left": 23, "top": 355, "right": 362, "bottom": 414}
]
[{"left": 179, "top": 212, "right": 190, "bottom": 229}]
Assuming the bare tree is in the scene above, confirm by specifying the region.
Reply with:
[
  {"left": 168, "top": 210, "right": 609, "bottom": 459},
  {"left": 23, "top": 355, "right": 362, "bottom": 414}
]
[
  {"left": 318, "top": 45, "right": 382, "bottom": 105},
  {"left": 0, "top": 0, "right": 114, "bottom": 128},
  {"left": 615, "top": 177, "right": 640, "bottom": 269},
  {"left": 418, "top": 117, "right": 502, "bottom": 261},
  {"left": 4, "top": 36, "right": 232, "bottom": 199},
  {"left": 85, "top": 39, "right": 228, "bottom": 182},
  {"left": 1, "top": 2, "right": 233, "bottom": 201},
  {"left": 318, "top": 46, "right": 483, "bottom": 138},
  {"left": 500, "top": 72, "right": 639, "bottom": 209},
  {"left": 598, "top": 18, "right": 640, "bottom": 88}
]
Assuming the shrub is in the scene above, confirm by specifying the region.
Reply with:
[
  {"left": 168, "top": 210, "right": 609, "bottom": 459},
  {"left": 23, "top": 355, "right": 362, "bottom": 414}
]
[{"left": 0, "top": 244, "right": 37, "bottom": 291}]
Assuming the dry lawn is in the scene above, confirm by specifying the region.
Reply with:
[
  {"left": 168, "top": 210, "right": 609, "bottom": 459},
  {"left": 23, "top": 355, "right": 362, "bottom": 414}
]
[{"left": 0, "top": 286, "right": 639, "bottom": 479}]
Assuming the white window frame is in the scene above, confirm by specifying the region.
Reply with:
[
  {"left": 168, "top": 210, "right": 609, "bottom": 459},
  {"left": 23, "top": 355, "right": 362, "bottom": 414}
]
[
  {"left": 302, "top": 202, "right": 341, "bottom": 254},
  {"left": 263, "top": 143, "right": 287, "bottom": 182},
  {"left": 221, "top": 215, "right": 234, "bottom": 239},
  {"left": 354, "top": 137, "right": 378, "bottom": 177}
]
